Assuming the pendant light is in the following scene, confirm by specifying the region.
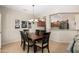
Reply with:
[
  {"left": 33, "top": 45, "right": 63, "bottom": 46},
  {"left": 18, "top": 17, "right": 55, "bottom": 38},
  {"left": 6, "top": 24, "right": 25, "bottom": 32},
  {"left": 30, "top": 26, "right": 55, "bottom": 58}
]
[
  {"left": 32, "top": 5, "right": 35, "bottom": 24},
  {"left": 29, "top": 5, "right": 38, "bottom": 24}
]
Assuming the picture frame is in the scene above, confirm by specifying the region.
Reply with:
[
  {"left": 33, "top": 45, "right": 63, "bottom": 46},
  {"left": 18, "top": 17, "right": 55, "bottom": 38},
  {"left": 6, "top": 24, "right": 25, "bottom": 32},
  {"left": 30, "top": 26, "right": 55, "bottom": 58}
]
[
  {"left": 28, "top": 22, "right": 31, "bottom": 28},
  {"left": 21, "top": 21, "right": 27, "bottom": 28},
  {"left": 15, "top": 19, "right": 20, "bottom": 29}
]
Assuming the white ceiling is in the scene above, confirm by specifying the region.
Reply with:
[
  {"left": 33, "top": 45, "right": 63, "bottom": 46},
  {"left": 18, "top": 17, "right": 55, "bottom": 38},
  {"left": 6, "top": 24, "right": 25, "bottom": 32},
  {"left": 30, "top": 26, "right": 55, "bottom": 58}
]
[{"left": 2, "top": 5, "right": 79, "bottom": 18}]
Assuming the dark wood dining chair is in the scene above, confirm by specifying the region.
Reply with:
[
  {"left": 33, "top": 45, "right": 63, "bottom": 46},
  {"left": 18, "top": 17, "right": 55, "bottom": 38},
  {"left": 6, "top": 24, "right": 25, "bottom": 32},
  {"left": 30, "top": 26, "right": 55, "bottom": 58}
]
[
  {"left": 35, "top": 30, "right": 46, "bottom": 36},
  {"left": 70, "top": 34, "right": 79, "bottom": 53},
  {"left": 20, "top": 30, "right": 29, "bottom": 46},
  {"left": 23, "top": 29, "right": 29, "bottom": 34},
  {"left": 20, "top": 31, "right": 33, "bottom": 52},
  {"left": 35, "top": 32, "right": 50, "bottom": 53},
  {"left": 20, "top": 31, "right": 24, "bottom": 46},
  {"left": 40, "top": 30, "right": 46, "bottom": 35},
  {"left": 35, "top": 30, "right": 40, "bottom": 35}
]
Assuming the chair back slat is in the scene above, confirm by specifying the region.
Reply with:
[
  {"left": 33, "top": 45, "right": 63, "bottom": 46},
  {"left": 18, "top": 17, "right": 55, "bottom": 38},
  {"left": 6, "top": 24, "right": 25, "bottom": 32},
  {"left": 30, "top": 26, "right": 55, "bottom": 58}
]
[
  {"left": 43, "top": 32, "right": 50, "bottom": 44},
  {"left": 35, "top": 30, "right": 46, "bottom": 35},
  {"left": 20, "top": 31, "right": 28, "bottom": 42},
  {"left": 35, "top": 30, "right": 40, "bottom": 35}
]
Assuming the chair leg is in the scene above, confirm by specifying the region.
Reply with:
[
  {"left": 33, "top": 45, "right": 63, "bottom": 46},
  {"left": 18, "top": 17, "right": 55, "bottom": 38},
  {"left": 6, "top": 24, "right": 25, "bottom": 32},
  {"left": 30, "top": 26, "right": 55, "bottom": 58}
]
[
  {"left": 34, "top": 41, "right": 37, "bottom": 53},
  {"left": 21, "top": 41, "right": 24, "bottom": 47},
  {"left": 42, "top": 48, "right": 43, "bottom": 53},
  {"left": 35, "top": 45, "right": 37, "bottom": 53},
  {"left": 27, "top": 46, "right": 29, "bottom": 53},
  {"left": 21, "top": 40, "right": 22, "bottom": 46},
  {"left": 23, "top": 41, "right": 25, "bottom": 51},
  {"left": 47, "top": 46, "right": 50, "bottom": 53}
]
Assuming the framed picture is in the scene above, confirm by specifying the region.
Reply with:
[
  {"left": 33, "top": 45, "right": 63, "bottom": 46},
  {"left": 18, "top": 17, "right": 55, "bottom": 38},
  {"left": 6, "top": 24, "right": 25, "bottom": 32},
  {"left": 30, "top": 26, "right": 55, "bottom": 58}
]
[
  {"left": 15, "top": 19, "right": 20, "bottom": 29},
  {"left": 28, "top": 22, "right": 31, "bottom": 28},
  {"left": 21, "top": 21, "right": 27, "bottom": 28}
]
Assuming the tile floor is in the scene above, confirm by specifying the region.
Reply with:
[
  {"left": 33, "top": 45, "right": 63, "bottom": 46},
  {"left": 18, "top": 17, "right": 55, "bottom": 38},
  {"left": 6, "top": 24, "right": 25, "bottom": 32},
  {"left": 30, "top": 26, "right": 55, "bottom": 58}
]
[{"left": 1, "top": 40, "right": 69, "bottom": 53}]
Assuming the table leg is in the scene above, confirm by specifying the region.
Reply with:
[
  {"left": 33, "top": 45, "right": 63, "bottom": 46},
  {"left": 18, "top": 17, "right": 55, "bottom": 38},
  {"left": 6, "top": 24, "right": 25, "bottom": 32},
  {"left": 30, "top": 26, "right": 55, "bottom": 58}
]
[
  {"left": 23, "top": 41, "right": 25, "bottom": 51},
  {"left": 33, "top": 41, "right": 37, "bottom": 53}
]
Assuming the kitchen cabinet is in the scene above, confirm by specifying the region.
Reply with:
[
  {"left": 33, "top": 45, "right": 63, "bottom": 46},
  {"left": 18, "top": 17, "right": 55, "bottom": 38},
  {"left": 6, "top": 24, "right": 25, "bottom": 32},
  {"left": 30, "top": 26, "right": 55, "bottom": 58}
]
[{"left": 37, "top": 20, "right": 45, "bottom": 27}]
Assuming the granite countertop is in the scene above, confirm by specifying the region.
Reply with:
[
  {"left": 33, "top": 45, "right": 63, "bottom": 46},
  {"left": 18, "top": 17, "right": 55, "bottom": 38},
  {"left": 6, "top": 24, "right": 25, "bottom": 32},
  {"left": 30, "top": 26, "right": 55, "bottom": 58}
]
[{"left": 51, "top": 29, "right": 79, "bottom": 31}]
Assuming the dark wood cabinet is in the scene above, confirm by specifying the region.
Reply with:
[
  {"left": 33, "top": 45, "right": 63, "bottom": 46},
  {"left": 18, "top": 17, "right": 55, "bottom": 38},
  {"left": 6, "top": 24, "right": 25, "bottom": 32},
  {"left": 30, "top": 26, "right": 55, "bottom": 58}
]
[{"left": 37, "top": 20, "right": 45, "bottom": 27}]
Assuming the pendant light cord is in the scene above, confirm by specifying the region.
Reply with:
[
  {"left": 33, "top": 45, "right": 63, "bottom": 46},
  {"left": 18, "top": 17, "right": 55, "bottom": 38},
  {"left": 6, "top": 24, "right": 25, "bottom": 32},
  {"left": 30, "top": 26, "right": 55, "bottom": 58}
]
[{"left": 32, "top": 5, "right": 35, "bottom": 20}]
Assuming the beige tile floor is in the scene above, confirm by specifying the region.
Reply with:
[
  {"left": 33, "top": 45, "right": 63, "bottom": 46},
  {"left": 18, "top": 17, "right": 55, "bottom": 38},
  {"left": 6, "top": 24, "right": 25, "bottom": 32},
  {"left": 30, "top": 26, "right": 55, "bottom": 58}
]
[
  {"left": 1, "top": 40, "right": 69, "bottom": 53},
  {"left": 0, "top": 48, "right": 1, "bottom": 52}
]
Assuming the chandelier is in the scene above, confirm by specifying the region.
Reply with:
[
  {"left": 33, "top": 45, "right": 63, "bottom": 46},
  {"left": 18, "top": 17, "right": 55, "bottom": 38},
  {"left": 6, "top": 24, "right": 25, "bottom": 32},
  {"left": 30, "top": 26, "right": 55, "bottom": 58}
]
[{"left": 29, "top": 5, "right": 38, "bottom": 24}]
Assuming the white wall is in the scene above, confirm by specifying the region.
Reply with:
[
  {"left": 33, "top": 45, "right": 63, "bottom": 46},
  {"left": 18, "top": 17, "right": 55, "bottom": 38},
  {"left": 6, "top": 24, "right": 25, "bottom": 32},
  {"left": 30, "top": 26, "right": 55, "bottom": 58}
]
[
  {"left": 39, "top": 5, "right": 79, "bottom": 17},
  {"left": 68, "top": 15, "right": 76, "bottom": 30},
  {"left": 0, "top": 6, "right": 45, "bottom": 45},
  {"left": 29, "top": 22, "right": 36, "bottom": 33},
  {"left": 0, "top": 7, "right": 33, "bottom": 45},
  {"left": 0, "top": 13, "right": 1, "bottom": 48},
  {"left": 75, "top": 15, "right": 79, "bottom": 30},
  {"left": 1, "top": 6, "right": 79, "bottom": 45},
  {"left": 46, "top": 16, "right": 51, "bottom": 32}
]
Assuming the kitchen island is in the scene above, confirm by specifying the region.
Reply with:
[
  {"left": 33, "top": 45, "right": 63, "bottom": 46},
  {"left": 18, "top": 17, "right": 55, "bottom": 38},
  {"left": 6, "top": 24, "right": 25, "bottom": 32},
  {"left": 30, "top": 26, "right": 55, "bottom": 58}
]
[{"left": 50, "top": 29, "right": 78, "bottom": 43}]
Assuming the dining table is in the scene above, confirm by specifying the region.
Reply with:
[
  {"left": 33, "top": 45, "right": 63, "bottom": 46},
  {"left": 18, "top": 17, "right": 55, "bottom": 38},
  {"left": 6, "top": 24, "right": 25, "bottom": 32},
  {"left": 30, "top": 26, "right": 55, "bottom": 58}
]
[{"left": 28, "top": 33, "right": 43, "bottom": 53}]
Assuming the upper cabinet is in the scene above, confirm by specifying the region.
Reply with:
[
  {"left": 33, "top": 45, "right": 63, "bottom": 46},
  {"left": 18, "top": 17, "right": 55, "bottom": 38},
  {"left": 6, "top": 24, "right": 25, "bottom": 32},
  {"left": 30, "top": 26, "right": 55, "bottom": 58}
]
[
  {"left": 37, "top": 20, "right": 45, "bottom": 27},
  {"left": 50, "top": 13, "right": 79, "bottom": 30}
]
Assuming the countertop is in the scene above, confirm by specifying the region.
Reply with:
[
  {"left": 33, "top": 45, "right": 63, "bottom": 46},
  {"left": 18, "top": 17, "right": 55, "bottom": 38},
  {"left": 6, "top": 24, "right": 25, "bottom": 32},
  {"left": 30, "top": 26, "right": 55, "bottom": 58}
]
[{"left": 51, "top": 29, "right": 79, "bottom": 31}]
